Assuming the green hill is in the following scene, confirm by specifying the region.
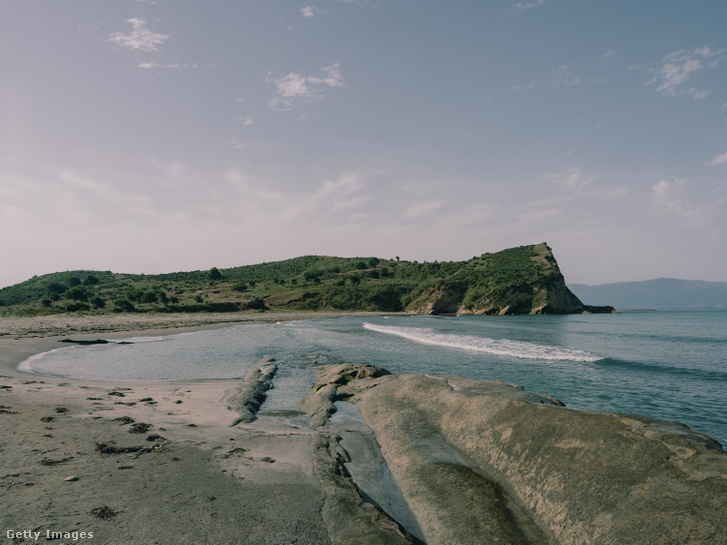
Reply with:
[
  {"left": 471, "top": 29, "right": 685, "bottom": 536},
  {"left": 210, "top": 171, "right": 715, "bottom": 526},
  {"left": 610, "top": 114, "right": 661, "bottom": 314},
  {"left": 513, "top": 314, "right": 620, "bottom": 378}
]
[{"left": 0, "top": 243, "right": 613, "bottom": 316}]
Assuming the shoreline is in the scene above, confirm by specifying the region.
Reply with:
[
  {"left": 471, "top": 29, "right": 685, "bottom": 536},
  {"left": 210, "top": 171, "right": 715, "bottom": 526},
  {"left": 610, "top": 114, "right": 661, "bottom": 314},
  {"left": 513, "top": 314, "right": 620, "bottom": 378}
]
[
  {"left": 0, "top": 311, "right": 416, "bottom": 545},
  {"left": 0, "top": 311, "right": 387, "bottom": 379}
]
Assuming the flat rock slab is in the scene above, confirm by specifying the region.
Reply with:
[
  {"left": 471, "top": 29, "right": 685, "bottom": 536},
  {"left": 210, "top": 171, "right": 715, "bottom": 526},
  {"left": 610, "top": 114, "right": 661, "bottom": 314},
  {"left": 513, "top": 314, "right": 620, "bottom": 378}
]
[{"left": 342, "top": 372, "right": 727, "bottom": 545}]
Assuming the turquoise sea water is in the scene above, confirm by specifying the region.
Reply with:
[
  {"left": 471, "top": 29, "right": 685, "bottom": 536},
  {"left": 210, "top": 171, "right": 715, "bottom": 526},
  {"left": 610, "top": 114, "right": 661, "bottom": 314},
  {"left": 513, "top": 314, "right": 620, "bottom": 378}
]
[{"left": 20, "top": 310, "right": 727, "bottom": 445}]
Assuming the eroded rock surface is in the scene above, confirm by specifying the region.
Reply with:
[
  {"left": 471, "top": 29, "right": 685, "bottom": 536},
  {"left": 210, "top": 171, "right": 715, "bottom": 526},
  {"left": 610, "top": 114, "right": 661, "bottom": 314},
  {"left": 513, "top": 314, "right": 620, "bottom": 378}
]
[
  {"left": 225, "top": 356, "right": 278, "bottom": 425},
  {"left": 316, "top": 365, "right": 727, "bottom": 545},
  {"left": 299, "top": 363, "right": 390, "bottom": 427}
]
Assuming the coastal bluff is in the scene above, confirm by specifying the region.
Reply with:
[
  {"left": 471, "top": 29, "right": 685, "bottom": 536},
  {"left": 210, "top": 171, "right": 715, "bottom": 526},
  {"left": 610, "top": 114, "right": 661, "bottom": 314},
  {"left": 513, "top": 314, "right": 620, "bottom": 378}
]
[
  {"left": 0, "top": 242, "right": 613, "bottom": 316},
  {"left": 306, "top": 364, "right": 727, "bottom": 545}
]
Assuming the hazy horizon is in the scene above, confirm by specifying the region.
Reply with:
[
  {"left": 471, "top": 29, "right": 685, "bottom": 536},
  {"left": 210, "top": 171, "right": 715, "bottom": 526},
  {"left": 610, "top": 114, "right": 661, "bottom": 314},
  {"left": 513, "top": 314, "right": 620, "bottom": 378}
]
[{"left": 2, "top": 1, "right": 726, "bottom": 288}]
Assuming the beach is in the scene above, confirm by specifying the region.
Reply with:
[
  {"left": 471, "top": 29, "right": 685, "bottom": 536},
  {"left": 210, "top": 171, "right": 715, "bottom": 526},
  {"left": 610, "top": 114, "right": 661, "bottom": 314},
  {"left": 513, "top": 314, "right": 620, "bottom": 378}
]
[
  {"left": 2, "top": 312, "right": 726, "bottom": 545},
  {"left": 0, "top": 313, "right": 413, "bottom": 545}
]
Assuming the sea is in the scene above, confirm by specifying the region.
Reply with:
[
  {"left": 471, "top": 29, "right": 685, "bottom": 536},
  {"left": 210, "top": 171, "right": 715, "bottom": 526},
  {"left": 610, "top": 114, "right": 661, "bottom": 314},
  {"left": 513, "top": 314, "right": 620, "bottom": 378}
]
[{"left": 19, "top": 310, "right": 727, "bottom": 446}]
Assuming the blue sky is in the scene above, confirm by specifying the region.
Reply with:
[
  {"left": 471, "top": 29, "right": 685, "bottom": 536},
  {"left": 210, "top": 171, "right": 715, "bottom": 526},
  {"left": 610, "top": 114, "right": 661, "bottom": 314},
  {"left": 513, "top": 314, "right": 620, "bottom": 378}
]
[{"left": 2, "top": 0, "right": 726, "bottom": 288}]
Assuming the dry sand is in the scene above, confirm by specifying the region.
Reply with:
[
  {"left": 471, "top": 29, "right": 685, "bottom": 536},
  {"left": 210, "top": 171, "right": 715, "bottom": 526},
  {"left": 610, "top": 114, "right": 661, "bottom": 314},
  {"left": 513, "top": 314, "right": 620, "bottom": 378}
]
[{"left": 0, "top": 312, "right": 407, "bottom": 545}]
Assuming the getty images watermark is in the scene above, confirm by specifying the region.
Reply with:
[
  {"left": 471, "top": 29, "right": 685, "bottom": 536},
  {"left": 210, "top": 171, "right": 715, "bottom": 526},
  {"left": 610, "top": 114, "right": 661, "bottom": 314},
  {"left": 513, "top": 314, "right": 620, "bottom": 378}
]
[{"left": 6, "top": 529, "right": 94, "bottom": 540}]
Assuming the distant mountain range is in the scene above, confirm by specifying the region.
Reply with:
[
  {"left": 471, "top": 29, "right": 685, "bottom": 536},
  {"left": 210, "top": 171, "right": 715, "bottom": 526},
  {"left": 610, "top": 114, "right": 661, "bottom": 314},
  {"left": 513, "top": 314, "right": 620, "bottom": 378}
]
[{"left": 569, "top": 279, "right": 727, "bottom": 310}]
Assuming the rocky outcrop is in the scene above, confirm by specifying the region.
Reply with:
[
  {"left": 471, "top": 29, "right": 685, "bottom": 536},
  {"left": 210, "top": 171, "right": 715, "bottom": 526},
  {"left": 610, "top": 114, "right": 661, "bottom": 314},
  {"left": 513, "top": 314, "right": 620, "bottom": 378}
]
[
  {"left": 299, "top": 363, "right": 390, "bottom": 427},
  {"left": 406, "top": 243, "right": 615, "bottom": 315},
  {"left": 317, "top": 365, "right": 727, "bottom": 545},
  {"left": 225, "top": 356, "right": 278, "bottom": 425}
]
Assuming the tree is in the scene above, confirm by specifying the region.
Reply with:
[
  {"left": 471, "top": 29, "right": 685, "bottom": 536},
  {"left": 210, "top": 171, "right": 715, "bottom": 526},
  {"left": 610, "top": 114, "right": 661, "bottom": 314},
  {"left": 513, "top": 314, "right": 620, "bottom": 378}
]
[
  {"left": 47, "top": 281, "right": 66, "bottom": 295},
  {"left": 83, "top": 275, "right": 100, "bottom": 286},
  {"left": 209, "top": 267, "right": 222, "bottom": 280},
  {"left": 157, "top": 291, "right": 168, "bottom": 306},
  {"left": 65, "top": 286, "right": 88, "bottom": 302},
  {"left": 141, "top": 291, "right": 158, "bottom": 304},
  {"left": 90, "top": 296, "right": 106, "bottom": 309},
  {"left": 68, "top": 276, "right": 82, "bottom": 287}
]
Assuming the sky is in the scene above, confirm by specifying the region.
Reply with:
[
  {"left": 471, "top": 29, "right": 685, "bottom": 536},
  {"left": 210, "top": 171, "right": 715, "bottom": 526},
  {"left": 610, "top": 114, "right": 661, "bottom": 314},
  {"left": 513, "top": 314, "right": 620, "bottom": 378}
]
[{"left": 1, "top": 0, "right": 726, "bottom": 288}]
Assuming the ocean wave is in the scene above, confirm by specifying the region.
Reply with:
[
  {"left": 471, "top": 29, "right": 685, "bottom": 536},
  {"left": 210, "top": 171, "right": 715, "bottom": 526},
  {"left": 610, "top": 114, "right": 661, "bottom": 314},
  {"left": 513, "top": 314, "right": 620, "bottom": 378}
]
[{"left": 363, "top": 323, "right": 602, "bottom": 362}]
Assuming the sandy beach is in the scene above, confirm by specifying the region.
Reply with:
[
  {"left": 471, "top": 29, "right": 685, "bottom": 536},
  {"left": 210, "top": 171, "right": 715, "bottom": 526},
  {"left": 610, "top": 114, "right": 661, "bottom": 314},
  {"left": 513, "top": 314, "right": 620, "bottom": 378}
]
[{"left": 0, "top": 312, "right": 411, "bottom": 545}]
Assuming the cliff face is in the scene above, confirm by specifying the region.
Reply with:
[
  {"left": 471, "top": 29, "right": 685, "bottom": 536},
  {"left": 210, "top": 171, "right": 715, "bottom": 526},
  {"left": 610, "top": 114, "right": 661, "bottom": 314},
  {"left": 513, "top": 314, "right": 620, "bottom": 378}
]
[{"left": 405, "top": 243, "right": 613, "bottom": 315}]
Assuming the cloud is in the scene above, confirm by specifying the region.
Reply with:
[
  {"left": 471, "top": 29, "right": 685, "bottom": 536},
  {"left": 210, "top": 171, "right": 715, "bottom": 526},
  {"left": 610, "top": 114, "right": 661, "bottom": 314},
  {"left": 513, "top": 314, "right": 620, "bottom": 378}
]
[
  {"left": 403, "top": 200, "right": 446, "bottom": 220},
  {"left": 514, "top": 64, "right": 592, "bottom": 91},
  {"left": 301, "top": 6, "right": 315, "bottom": 17},
  {"left": 238, "top": 116, "right": 253, "bottom": 126},
  {"left": 548, "top": 167, "right": 597, "bottom": 193},
  {"left": 506, "top": 0, "right": 546, "bottom": 14},
  {"left": 267, "top": 64, "right": 344, "bottom": 111},
  {"left": 710, "top": 151, "right": 727, "bottom": 166},
  {"left": 107, "top": 18, "right": 168, "bottom": 53},
  {"left": 551, "top": 65, "right": 583, "bottom": 87},
  {"left": 651, "top": 178, "right": 725, "bottom": 228},
  {"left": 645, "top": 46, "right": 722, "bottom": 98},
  {"left": 138, "top": 62, "right": 199, "bottom": 70}
]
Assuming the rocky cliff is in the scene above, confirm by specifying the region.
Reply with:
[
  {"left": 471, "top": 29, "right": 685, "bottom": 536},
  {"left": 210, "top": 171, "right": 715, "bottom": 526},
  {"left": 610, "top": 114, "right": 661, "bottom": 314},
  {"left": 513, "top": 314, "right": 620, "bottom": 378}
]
[{"left": 405, "top": 242, "right": 614, "bottom": 315}]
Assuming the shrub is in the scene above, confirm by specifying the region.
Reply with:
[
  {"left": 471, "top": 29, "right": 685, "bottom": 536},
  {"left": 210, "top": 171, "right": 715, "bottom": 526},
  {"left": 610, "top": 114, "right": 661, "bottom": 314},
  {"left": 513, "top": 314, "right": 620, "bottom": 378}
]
[
  {"left": 209, "top": 267, "right": 222, "bottom": 280},
  {"left": 83, "top": 275, "right": 100, "bottom": 286},
  {"left": 244, "top": 297, "right": 267, "bottom": 310},
  {"left": 112, "top": 299, "right": 135, "bottom": 312},
  {"left": 90, "top": 296, "right": 106, "bottom": 309},
  {"left": 303, "top": 269, "right": 322, "bottom": 281},
  {"left": 65, "top": 302, "right": 90, "bottom": 312},
  {"left": 141, "top": 291, "right": 158, "bottom": 304},
  {"left": 232, "top": 283, "right": 248, "bottom": 292},
  {"left": 68, "top": 276, "right": 82, "bottom": 287},
  {"left": 65, "top": 286, "right": 88, "bottom": 302},
  {"left": 47, "top": 281, "right": 66, "bottom": 295}
]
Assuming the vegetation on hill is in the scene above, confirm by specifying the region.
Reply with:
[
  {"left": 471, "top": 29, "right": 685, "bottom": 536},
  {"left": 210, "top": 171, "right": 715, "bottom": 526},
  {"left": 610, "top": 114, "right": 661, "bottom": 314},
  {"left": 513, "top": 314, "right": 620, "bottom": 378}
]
[{"left": 0, "top": 243, "right": 611, "bottom": 316}]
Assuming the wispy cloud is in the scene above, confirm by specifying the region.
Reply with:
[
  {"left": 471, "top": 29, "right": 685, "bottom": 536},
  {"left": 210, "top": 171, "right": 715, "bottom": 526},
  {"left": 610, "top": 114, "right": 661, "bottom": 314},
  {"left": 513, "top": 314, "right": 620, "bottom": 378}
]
[
  {"left": 710, "top": 151, "right": 727, "bottom": 166},
  {"left": 548, "top": 167, "right": 627, "bottom": 198},
  {"left": 549, "top": 167, "right": 597, "bottom": 193},
  {"left": 551, "top": 65, "right": 583, "bottom": 87},
  {"left": 651, "top": 177, "right": 724, "bottom": 228},
  {"left": 645, "top": 46, "right": 722, "bottom": 98},
  {"left": 506, "top": 0, "right": 546, "bottom": 14},
  {"left": 107, "top": 18, "right": 168, "bottom": 53},
  {"left": 403, "top": 200, "right": 446, "bottom": 220},
  {"left": 513, "top": 64, "right": 592, "bottom": 91},
  {"left": 266, "top": 64, "right": 343, "bottom": 111},
  {"left": 138, "top": 62, "right": 199, "bottom": 70},
  {"left": 301, "top": 6, "right": 315, "bottom": 17}
]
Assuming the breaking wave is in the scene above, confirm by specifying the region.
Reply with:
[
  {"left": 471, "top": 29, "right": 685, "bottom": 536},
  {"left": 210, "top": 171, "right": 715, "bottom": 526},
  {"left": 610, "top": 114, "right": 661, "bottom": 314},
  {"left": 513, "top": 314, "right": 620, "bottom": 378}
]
[{"left": 363, "top": 323, "right": 602, "bottom": 362}]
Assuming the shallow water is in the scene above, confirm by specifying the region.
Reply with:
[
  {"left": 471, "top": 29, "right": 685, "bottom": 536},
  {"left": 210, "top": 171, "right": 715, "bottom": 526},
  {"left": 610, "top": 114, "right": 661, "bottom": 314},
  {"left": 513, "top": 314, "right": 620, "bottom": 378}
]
[{"left": 20, "top": 310, "right": 727, "bottom": 445}]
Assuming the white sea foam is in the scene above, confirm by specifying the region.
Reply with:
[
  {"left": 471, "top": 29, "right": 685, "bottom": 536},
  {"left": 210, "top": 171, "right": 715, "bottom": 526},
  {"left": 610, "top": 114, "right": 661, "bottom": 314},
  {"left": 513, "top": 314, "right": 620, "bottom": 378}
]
[{"left": 363, "top": 323, "right": 602, "bottom": 362}]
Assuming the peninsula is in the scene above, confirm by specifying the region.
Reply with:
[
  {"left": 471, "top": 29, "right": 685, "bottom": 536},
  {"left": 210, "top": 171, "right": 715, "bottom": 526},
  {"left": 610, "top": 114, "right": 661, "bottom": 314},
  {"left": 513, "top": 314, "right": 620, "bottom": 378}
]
[{"left": 0, "top": 243, "right": 613, "bottom": 316}]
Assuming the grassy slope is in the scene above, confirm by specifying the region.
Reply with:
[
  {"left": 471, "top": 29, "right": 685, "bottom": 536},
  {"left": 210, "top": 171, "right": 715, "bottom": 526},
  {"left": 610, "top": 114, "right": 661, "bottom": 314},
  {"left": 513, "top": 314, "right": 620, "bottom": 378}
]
[{"left": 0, "top": 243, "right": 581, "bottom": 315}]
